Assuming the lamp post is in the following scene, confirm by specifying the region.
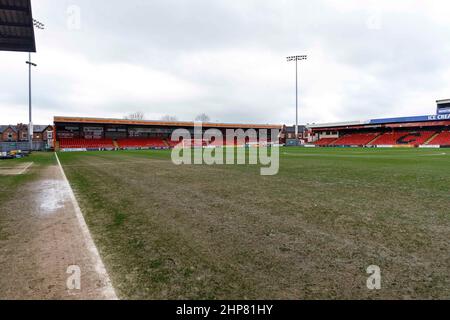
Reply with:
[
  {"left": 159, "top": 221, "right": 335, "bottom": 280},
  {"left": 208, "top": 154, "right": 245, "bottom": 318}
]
[
  {"left": 287, "top": 55, "right": 307, "bottom": 141},
  {"left": 26, "top": 19, "right": 44, "bottom": 152},
  {"left": 26, "top": 53, "right": 37, "bottom": 151}
]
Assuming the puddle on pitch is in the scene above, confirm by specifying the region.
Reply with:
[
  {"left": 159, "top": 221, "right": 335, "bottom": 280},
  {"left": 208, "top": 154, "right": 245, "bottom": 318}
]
[{"left": 35, "top": 179, "right": 70, "bottom": 215}]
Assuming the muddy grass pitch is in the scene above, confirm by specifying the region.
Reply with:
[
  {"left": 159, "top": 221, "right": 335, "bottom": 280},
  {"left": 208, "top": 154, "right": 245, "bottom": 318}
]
[
  {"left": 56, "top": 147, "right": 450, "bottom": 299},
  {"left": 1, "top": 148, "right": 449, "bottom": 299}
]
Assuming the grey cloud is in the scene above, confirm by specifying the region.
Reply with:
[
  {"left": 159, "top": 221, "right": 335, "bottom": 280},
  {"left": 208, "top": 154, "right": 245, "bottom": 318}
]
[{"left": 2, "top": 0, "right": 450, "bottom": 125}]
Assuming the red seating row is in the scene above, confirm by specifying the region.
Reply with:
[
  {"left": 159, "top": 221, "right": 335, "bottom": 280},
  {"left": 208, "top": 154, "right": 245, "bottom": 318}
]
[
  {"left": 166, "top": 139, "right": 181, "bottom": 147},
  {"left": 371, "top": 131, "right": 436, "bottom": 146},
  {"left": 428, "top": 131, "right": 450, "bottom": 146},
  {"left": 169, "top": 138, "right": 248, "bottom": 147},
  {"left": 60, "top": 138, "right": 114, "bottom": 149},
  {"left": 117, "top": 138, "right": 167, "bottom": 148},
  {"left": 314, "top": 138, "right": 337, "bottom": 146},
  {"left": 313, "top": 131, "right": 444, "bottom": 146},
  {"left": 59, "top": 138, "right": 168, "bottom": 149},
  {"left": 333, "top": 133, "right": 380, "bottom": 145},
  {"left": 208, "top": 138, "right": 244, "bottom": 146}
]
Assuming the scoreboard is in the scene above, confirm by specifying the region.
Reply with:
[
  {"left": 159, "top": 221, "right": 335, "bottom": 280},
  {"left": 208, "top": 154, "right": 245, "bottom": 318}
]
[{"left": 437, "top": 99, "right": 450, "bottom": 115}]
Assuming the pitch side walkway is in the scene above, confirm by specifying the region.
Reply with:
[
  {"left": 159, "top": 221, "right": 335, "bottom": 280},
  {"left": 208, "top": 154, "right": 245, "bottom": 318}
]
[{"left": 0, "top": 162, "right": 117, "bottom": 300}]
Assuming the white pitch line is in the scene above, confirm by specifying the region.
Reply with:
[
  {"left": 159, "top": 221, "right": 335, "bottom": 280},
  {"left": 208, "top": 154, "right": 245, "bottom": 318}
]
[
  {"left": 55, "top": 153, "right": 118, "bottom": 300},
  {"left": 283, "top": 152, "right": 448, "bottom": 158},
  {"left": 17, "top": 162, "right": 34, "bottom": 175},
  {"left": 59, "top": 160, "right": 165, "bottom": 168},
  {"left": 417, "top": 152, "right": 447, "bottom": 156},
  {"left": 0, "top": 162, "right": 33, "bottom": 175}
]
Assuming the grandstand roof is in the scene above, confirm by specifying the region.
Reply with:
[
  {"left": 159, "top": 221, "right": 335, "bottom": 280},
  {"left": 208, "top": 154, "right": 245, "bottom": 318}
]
[
  {"left": 0, "top": 0, "right": 36, "bottom": 52},
  {"left": 309, "top": 113, "right": 450, "bottom": 131},
  {"left": 53, "top": 116, "right": 283, "bottom": 130}
]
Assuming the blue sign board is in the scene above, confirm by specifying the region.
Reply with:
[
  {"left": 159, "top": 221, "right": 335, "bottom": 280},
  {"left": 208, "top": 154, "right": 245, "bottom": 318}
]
[
  {"left": 369, "top": 114, "right": 450, "bottom": 125},
  {"left": 437, "top": 103, "right": 450, "bottom": 115}
]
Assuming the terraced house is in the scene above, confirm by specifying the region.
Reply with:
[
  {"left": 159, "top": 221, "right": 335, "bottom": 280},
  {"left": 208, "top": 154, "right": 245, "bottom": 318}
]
[{"left": 0, "top": 124, "right": 54, "bottom": 151}]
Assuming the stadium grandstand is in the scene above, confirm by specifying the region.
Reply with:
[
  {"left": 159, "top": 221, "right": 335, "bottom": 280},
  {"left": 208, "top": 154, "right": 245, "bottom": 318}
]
[
  {"left": 309, "top": 100, "right": 450, "bottom": 148},
  {"left": 53, "top": 116, "right": 283, "bottom": 151}
]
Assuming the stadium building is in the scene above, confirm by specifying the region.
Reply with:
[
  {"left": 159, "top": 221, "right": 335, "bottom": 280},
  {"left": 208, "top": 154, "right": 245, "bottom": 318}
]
[
  {"left": 53, "top": 116, "right": 284, "bottom": 151},
  {"left": 309, "top": 100, "right": 450, "bottom": 148}
]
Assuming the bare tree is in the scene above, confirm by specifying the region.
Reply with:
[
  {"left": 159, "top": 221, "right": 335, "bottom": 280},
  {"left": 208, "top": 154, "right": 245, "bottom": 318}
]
[
  {"left": 195, "top": 113, "right": 211, "bottom": 122},
  {"left": 124, "top": 111, "right": 145, "bottom": 120},
  {"left": 160, "top": 115, "right": 178, "bottom": 122}
]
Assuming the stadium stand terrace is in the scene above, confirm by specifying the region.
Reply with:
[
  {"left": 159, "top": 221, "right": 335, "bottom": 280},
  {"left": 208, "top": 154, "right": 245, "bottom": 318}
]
[
  {"left": 309, "top": 101, "right": 450, "bottom": 148},
  {"left": 368, "top": 130, "right": 436, "bottom": 146},
  {"left": 59, "top": 138, "right": 115, "bottom": 149},
  {"left": 429, "top": 131, "right": 450, "bottom": 146},
  {"left": 53, "top": 116, "right": 283, "bottom": 151},
  {"left": 332, "top": 132, "right": 380, "bottom": 146},
  {"left": 116, "top": 137, "right": 167, "bottom": 148}
]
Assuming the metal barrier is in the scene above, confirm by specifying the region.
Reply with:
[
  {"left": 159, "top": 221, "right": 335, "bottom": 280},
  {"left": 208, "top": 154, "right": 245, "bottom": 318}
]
[{"left": 0, "top": 141, "right": 46, "bottom": 152}]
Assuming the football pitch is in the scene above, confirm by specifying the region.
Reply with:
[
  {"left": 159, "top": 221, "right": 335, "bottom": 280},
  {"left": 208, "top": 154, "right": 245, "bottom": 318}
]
[
  {"left": 9, "top": 147, "right": 450, "bottom": 299},
  {"left": 53, "top": 147, "right": 450, "bottom": 299}
]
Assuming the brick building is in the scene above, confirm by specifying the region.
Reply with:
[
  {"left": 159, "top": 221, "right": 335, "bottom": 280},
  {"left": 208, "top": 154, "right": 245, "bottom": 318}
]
[
  {"left": 0, "top": 126, "right": 18, "bottom": 142},
  {"left": 0, "top": 124, "right": 54, "bottom": 149}
]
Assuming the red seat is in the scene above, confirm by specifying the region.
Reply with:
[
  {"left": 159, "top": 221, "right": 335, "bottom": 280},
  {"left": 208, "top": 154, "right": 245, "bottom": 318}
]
[
  {"left": 371, "top": 131, "right": 436, "bottom": 146},
  {"left": 333, "top": 133, "right": 380, "bottom": 145},
  {"left": 60, "top": 138, "right": 114, "bottom": 149},
  {"left": 428, "top": 131, "right": 450, "bottom": 146},
  {"left": 117, "top": 138, "right": 167, "bottom": 148},
  {"left": 314, "top": 138, "right": 337, "bottom": 146}
]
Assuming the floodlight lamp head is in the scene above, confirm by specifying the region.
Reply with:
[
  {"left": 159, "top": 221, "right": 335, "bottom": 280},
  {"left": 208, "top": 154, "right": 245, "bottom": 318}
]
[
  {"left": 33, "top": 19, "right": 45, "bottom": 30},
  {"left": 287, "top": 55, "right": 308, "bottom": 62}
]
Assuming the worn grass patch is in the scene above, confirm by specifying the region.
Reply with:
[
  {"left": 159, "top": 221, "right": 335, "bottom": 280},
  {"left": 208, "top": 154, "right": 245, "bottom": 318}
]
[
  {"left": 0, "top": 152, "right": 56, "bottom": 202},
  {"left": 0, "top": 152, "right": 56, "bottom": 241}
]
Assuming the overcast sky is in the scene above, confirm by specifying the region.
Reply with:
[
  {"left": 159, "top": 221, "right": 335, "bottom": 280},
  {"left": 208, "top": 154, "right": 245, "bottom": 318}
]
[{"left": 1, "top": 0, "right": 450, "bottom": 125}]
